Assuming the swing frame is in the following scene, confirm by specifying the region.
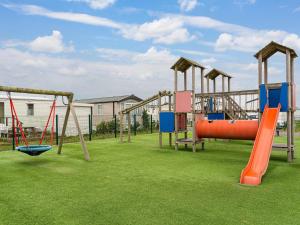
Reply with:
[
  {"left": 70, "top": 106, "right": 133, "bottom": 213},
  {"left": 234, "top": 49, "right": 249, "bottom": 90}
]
[{"left": 0, "top": 86, "right": 90, "bottom": 161}]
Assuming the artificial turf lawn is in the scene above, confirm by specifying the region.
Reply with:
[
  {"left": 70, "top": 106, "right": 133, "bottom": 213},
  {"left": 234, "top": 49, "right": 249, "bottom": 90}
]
[{"left": 0, "top": 134, "right": 300, "bottom": 225}]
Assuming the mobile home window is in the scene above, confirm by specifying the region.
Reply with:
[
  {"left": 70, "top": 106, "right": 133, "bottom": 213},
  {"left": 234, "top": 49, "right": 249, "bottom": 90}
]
[
  {"left": 27, "top": 104, "right": 34, "bottom": 116},
  {"left": 97, "top": 104, "right": 103, "bottom": 115}
]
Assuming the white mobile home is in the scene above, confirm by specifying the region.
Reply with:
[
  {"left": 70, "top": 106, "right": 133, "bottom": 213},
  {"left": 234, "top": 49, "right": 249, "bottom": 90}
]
[{"left": 0, "top": 94, "right": 92, "bottom": 137}]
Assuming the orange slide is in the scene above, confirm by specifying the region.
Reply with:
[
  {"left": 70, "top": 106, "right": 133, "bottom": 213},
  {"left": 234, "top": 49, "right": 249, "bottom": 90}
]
[{"left": 240, "top": 105, "right": 281, "bottom": 186}]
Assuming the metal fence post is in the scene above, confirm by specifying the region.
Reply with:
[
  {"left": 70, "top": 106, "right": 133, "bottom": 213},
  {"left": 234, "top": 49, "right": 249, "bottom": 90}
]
[
  {"left": 56, "top": 114, "right": 59, "bottom": 145},
  {"left": 88, "top": 114, "right": 92, "bottom": 141},
  {"left": 150, "top": 115, "right": 153, "bottom": 133},
  {"left": 134, "top": 114, "right": 137, "bottom": 136},
  {"left": 114, "top": 115, "right": 117, "bottom": 138}
]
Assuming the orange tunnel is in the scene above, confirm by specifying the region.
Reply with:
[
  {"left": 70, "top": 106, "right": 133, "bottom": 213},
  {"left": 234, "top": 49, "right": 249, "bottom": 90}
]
[{"left": 196, "top": 120, "right": 259, "bottom": 140}]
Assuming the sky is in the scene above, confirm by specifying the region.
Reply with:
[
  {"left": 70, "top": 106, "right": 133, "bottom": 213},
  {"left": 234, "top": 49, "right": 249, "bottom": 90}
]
[{"left": 0, "top": 0, "right": 300, "bottom": 103}]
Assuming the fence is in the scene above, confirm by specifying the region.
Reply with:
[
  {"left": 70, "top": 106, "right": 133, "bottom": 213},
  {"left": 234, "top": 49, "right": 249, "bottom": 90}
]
[{"left": 0, "top": 113, "right": 159, "bottom": 151}]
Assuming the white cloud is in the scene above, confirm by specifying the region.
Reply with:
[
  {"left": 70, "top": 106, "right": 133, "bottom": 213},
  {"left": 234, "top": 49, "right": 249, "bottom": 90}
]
[
  {"left": 3, "top": 4, "right": 300, "bottom": 51},
  {"left": 133, "top": 47, "right": 177, "bottom": 64},
  {"left": 3, "top": 30, "right": 74, "bottom": 53},
  {"left": 121, "top": 17, "right": 194, "bottom": 44},
  {"left": 29, "top": 30, "right": 74, "bottom": 53},
  {"left": 0, "top": 47, "right": 177, "bottom": 97},
  {"left": 214, "top": 30, "right": 300, "bottom": 52},
  {"left": 234, "top": 0, "right": 256, "bottom": 7},
  {"left": 178, "top": 0, "right": 198, "bottom": 12},
  {"left": 201, "top": 57, "right": 217, "bottom": 64},
  {"left": 294, "top": 6, "right": 300, "bottom": 13},
  {"left": 68, "top": 0, "right": 116, "bottom": 10},
  {"left": 2, "top": 4, "right": 121, "bottom": 28}
]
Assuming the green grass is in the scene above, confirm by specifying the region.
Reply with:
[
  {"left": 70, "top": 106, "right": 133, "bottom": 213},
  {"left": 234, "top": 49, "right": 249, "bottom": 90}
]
[{"left": 0, "top": 134, "right": 300, "bottom": 225}]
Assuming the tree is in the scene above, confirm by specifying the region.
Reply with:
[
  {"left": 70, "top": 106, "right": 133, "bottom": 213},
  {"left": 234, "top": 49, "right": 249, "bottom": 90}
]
[{"left": 142, "top": 109, "right": 150, "bottom": 129}]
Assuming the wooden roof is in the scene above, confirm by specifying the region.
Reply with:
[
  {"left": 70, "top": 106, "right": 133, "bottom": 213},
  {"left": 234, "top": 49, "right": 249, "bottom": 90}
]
[
  {"left": 76, "top": 94, "right": 143, "bottom": 104},
  {"left": 204, "top": 68, "right": 232, "bottom": 80},
  {"left": 254, "top": 41, "right": 297, "bottom": 61},
  {"left": 171, "top": 57, "right": 205, "bottom": 72}
]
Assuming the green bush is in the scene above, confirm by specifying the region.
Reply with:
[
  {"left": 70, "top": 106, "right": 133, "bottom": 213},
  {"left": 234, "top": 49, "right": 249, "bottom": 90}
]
[{"left": 96, "top": 119, "right": 119, "bottom": 134}]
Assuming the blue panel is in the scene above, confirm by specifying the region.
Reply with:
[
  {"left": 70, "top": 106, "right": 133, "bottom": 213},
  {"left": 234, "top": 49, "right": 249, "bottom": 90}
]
[
  {"left": 279, "top": 82, "right": 288, "bottom": 112},
  {"left": 159, "top": 112, "right": 175, "bottom": 133},
  {"left": 208, "top": 113, "right": 225, "bottom": 120},
  {"left": 209, "top": 97, "right": 213, "bottom": 112},
  {"left": 259, "top": 84, "right": 267, "bottom": 112},
  {"left": 269, "top": 88, "right": 281, "bottom": 108}
]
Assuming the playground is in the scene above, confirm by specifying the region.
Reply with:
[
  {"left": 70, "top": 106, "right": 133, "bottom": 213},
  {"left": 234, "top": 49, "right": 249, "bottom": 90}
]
[
  {"left": 1, "top": 134, "right": 300, "bottom": 225},
  {"left": 0, "top": 41, "right": 299, "bottom": 224}
]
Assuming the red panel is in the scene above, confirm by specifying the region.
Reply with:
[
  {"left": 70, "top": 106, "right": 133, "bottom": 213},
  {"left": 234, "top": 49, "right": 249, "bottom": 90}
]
[
  {"left": 177, "top": 113, "right": 187, "bottom": 131},
  {"left": 175, "top": 91, "right": 192, "bottom": 113}
]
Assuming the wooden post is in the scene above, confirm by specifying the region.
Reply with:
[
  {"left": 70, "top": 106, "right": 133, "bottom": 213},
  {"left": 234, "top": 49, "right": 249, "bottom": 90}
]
[
  {"left": 264, "top": 59, "right": 268, "bottom": 84},
  {"left": 174, "top": 67, "right": 178, "bottom": 151},
  {"left": 127, "top": 112, "right": 131, "bottom": 143},
  {"left": 206, "top": 77, "right": 210, "bottom": 93},
  {"left": 213, "top": 78, "right": 216, "bottom": 111},
  {"left": 158, "top": 92, "right": 162, "bottom": 148},
  {"left": 184, "top": 72, "right": 188, "bottom": 150},
  {"left": 286, "top": 50, "right": 292, "bottom": 162},
  {"left": 222, "top": 75, "right": 225, "bottom": 111},
  {"left": 201, "top": 68, "right": 204, "bottom": 112},
  {"left": 258, "top": 53, "right": 263, "bottom": 122},
  {"left": 168, "top": 94, "right": 172, "bottom": 147},
  {"left": 228, "top": 78, "right": 231, "bottom": 92},
  {"left": 70, "top": 103, "right": 90, "bottom": 161},
  {"left": 58, "top": 95, "right": 72, "bottom": 155},
  {"left": 291, "top": 57, "right": 295, "bottom": 159},
  {"left": 192, "top": 66, "right": 196, "bottom": 152}
]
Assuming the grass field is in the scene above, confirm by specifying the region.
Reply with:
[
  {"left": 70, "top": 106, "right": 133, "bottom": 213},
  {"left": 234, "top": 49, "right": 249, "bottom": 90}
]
[{"left": 0, "top": 134, "right": 300, "bottom": 225}]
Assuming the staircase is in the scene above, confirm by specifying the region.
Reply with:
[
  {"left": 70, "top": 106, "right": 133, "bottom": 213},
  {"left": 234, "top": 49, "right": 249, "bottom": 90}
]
[{"left": 224, "top": 95, "right": 250, "bottom": 120}]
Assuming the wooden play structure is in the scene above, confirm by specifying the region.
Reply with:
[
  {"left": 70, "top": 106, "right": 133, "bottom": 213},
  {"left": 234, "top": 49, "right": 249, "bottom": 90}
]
[
  {"left": 117, "top": 41, "right": 296, "bottom": 185},
  {"left": 254, "top": 41, "right": 297, "bottom": 161},
  {"left": 0, "top": 86, "right": 90, "bottom": 161},
  {"left": 160, "top": 41, "right": 297, "bottom": 185},
  {"left": 170, "top": 58, "right": 205, "bottom": 152},
  {"left": 119, "top": 90, "right": 172, "bottom": 145}
]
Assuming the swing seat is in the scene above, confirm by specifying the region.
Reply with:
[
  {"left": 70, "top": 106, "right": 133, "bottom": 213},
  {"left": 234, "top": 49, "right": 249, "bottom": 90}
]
[{"left": 16, "top": 145, "right": 52, "bottom": 156}]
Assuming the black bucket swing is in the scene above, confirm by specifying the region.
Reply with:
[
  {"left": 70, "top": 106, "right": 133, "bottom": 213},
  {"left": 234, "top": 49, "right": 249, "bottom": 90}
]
[{"left": 8, "top": 93, "right": 57, "bottom": 156}]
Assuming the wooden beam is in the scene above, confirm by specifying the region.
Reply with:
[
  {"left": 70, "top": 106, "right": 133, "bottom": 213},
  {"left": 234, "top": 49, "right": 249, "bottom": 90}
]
[
  {"left": 258, "top": 53, "right": 263, "bottom": 122},
  {"left": 174, "top": 67, "right": 178, "bottom": 151},
  {"left": 168, "top": 94, "right": 172, "bottom": 147},
  {"left": 264, "top": 59, "right": 268, "bottom": 84},
  {"left": 0, "top": 86, "right": 72, "bottom": 96},
  {"left": 158, "top": 92, "right": 162, "bottom": 148},
  {"left": 184, "top": 71, "right": 187, "bottom": 90},
  {"left": 70, "top": 103, "right": 90, "bottom": 161},
  {"left": 206, "top": 77, "right": 210, "bottom": 93},
  {"left": 222, "top": 75, "right": 225, "bottom": 111},
  {"left": 192, "top": 65, "right": 196, "bottom": 152},
  {"left": 286, "top": 50, "right": 292, "bottom": 162},
  {"left": 201, "top": 68, "right": 204, "bottom": 112},
  {"left": 127, "top": 112, "right": 131, "bottom": 143},
  {"left": 58, "top": 95, "right": 73, "bottom": 155}
]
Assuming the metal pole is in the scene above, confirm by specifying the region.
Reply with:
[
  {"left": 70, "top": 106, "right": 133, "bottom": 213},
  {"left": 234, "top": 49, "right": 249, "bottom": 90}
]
[
  {"left": 88, "top": 114, "right": 92, "bottom": 141},
  {"left": 150, "top": 114, "right": 153, "bottom": 133},
  {"left": 114, "top": 114, "right": 117, "bottom": 138},
  {"left": 56, "top": 114, "right": 59, "bottom": 145}
]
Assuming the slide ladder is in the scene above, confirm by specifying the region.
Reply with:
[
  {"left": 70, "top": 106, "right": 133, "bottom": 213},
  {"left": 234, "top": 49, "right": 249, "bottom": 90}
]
[{"left": 240, "top": 104, "right": 281, "bottom": 185}]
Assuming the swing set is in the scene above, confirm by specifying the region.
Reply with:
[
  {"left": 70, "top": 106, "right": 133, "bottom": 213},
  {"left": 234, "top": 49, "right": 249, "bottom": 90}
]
[{"left": 0, "top": 86, "right": 90, "bottom": 161}]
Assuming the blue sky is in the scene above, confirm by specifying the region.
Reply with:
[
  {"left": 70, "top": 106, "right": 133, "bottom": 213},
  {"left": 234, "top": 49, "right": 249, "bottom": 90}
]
[{"left": 0, "top": 0, "right": 300, "bottom": 103}]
